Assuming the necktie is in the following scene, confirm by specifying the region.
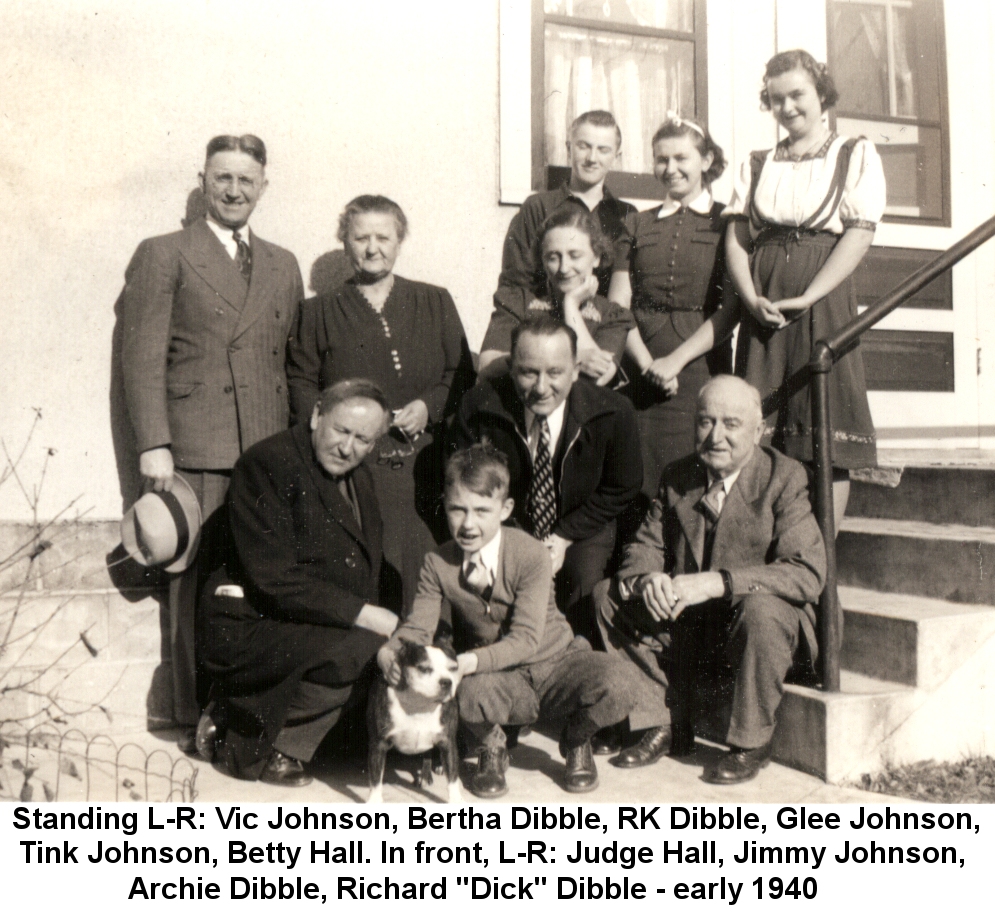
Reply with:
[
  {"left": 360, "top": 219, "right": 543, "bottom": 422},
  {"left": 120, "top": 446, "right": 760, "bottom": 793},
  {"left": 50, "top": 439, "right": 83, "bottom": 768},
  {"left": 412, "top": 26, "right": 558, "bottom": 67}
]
[
  {"left": 233, "top": 230, "right": 252, "bottom": 282},
  {"left": 527, "top": 415, "right": 556, "bottom": 540},
  {"left": 337, "top": 477, "right": 362, "bottom": 530},
  {"left": 699, "top": 478, "right": 725, "bottom": 525},
  {"left": 699, "top": 478, "right": 724, "bottom": 570},
  {"left": 464, "top": 559, "right": 492, "bottom": 602}
]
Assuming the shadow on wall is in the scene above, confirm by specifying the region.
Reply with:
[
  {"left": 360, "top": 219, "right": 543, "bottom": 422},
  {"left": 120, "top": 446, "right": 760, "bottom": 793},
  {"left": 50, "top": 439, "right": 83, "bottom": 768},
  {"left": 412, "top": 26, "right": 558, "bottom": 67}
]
[{"left": 309, "top": 249, "right": 353, "bottom": 296}]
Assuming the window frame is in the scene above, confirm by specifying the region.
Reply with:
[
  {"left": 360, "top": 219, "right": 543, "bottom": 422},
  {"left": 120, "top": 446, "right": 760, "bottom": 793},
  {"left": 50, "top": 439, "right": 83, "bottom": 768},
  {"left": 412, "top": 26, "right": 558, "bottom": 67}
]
[
  {"left": 826, "top": 0, "right": 951, "bottom": 227},
  {"left": 530, "top": 0, "right": 709, "bottom": 200}
]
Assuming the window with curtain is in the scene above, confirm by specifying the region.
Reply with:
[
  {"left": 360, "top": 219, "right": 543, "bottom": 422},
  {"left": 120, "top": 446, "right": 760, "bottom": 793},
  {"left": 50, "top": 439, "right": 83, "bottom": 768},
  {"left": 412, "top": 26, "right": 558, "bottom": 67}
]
[
  {"left": 538, "top": 1, "right": 706, "bottom": 199},
  {"left": 828, "top": 0, "right": 949, "bottom": 224}
]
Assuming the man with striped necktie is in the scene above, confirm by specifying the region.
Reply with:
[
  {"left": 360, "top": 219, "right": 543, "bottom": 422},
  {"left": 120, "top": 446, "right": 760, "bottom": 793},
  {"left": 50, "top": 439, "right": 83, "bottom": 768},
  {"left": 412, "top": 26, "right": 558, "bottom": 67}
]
[{"left": 453, "top": 315, "right": 642, "bottom": 641}]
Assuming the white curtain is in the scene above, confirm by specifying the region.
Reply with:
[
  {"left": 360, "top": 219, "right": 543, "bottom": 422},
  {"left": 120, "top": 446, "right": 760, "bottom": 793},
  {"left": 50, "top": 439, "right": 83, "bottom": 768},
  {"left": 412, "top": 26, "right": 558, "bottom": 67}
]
[{"left": 544, "top": 22, "right": 695, "bottom": 173}]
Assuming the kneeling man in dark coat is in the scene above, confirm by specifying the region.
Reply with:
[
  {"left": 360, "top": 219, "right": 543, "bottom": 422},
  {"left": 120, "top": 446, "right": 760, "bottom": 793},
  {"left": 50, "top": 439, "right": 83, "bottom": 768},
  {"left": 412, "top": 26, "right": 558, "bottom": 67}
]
[
  {"left": 197, "top": 379, "right": 399, "bottom": 785},
  {"left": 595, "top": 375, "right": 826, "bottom": 784}
]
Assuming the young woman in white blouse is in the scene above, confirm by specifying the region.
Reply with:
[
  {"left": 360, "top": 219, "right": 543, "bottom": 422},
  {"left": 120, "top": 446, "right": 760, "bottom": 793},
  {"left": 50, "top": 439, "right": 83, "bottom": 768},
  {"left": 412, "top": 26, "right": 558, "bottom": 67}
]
[{"left": 724, "top": 48, "right": 886, "bottom": 524}]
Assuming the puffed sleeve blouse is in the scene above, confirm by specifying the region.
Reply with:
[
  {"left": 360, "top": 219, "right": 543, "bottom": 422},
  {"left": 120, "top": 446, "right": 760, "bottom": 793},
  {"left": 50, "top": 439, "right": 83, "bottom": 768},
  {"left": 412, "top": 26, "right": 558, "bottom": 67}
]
[{"left": 723, "top": 134, "right": 886, "bottom": 238}]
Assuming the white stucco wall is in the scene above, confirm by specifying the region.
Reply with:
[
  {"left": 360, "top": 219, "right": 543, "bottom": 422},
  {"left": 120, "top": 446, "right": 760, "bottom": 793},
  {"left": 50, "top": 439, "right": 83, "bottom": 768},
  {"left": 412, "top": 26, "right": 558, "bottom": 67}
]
[{"left": 0, "top": 1, "right": 513, "bottom": 522}]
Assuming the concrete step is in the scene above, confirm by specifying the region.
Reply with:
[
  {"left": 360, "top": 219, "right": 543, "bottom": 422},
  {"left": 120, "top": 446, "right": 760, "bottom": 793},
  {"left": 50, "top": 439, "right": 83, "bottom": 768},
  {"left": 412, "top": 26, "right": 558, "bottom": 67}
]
[
  {"left": 876, "top": 448, "right": 995, "bottom": 469},
  {"left": 775, "top": 670, "right": 915, "bottom": 782},
  {"left": 837, "top": 517, "right": 995, "bottom": 604},
  {"left": 839, "top": 585, "right": 995, "bottom": 688},
  {"left": 849, "top": 464, "right": 995, "bottom": 527},
  {"left": 775, "top": 654, "right": 995, "bottom": 784}
]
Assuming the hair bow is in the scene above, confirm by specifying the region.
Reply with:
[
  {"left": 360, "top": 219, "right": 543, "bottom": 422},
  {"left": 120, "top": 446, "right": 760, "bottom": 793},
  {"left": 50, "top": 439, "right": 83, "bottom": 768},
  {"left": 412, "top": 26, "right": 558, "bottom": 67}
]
[{"left": 665, "top": 111, "right": 706, "bottom": 139}]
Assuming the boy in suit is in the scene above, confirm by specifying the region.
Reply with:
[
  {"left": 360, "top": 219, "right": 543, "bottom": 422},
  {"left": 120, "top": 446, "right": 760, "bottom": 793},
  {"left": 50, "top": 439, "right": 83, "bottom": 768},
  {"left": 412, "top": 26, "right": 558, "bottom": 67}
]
[{"left": 379, "top": 444, "right": 637, "bottom": 798}]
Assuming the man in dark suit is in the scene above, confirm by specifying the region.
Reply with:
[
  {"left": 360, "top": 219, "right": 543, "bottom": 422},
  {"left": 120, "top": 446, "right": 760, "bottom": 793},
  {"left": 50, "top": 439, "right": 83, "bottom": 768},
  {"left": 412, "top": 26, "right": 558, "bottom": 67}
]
[
  {"left": 119, "top": 134, "right": 304, "bottom": 737},
  {"left": 595, "top": 375, "right": 827, "bottom": 783},
  {"left": 454, "top": 315, "right": 641, "bottom": 639},
  {"left": 197, "top": 380, "right": 399, "bottom": 784}
]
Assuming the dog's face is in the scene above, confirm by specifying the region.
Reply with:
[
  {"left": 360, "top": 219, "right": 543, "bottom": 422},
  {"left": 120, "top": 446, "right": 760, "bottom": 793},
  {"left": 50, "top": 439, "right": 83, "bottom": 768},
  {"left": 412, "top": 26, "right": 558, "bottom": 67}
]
[{"left": 395, "top": 641, "right": 461, "bottom": 702}]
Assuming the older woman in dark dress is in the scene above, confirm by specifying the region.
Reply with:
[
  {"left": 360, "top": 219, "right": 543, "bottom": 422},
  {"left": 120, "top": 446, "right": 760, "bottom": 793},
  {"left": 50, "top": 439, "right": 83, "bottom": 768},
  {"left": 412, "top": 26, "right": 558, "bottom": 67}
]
[{"left": 287, "top": 195, "right": 473, "bottom": 610}]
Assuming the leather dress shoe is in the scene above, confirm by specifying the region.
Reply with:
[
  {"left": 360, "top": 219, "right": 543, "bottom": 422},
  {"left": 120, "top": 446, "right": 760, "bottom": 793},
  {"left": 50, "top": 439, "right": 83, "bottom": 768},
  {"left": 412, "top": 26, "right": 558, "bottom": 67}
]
[
  {"left": 613, "top": 726, "right": 672, "bottom": 768},
  {"left": 592, "top": 724, "right": 623, "bottom": 756},
  {"left": 612, "top": 722, "right": 695, "bottom": 769},
  {"left": 194, "top": 712, "right": 218, "bottom": 763},
  {"left": 470, "top": 747, "right": 510, "bottom": 798},
  {"left": 560, "top": 740, "right": 598, "bottom": 793},
  {"left": 260, "top": 750, "right": 313, "bottom": 787},
  {"left": 703, "top": 741, "right": 773, "bottom": 785}
]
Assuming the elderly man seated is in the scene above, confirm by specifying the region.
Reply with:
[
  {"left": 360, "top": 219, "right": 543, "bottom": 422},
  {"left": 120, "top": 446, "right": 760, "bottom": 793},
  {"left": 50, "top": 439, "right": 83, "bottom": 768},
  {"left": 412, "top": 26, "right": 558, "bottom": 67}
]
[
  {"left": 595, "top": 375, "right": 826, "bottom": 784},
  {"left": 196, "top": 379, "right": 399, "bottom": 785}
]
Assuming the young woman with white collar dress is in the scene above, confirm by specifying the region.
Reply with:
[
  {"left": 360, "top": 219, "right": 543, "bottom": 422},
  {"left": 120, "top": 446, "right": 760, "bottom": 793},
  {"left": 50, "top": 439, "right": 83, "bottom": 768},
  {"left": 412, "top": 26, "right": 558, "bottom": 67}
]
[
  {"left": 724, "top": 49, "right": 885, "bottom": 526},
  {"left": 609, "top": 116, "right": 738, "bottom": 499}
]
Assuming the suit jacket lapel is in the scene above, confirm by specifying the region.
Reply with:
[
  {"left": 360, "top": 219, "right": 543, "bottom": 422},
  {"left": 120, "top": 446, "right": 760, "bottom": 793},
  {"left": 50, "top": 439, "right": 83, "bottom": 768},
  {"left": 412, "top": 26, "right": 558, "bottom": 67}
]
[
  {"left": 709, "top": 448, "right": 764, "bottom": 569},
  {"left": 233, "top": 236, "right": 279, "bottom": 341},
  {"left": 350, "top": 463, "right": 381, "bottom": 564},
  {"left": 556, "top": 396, "right": 581, "bottom": 470},
  {"left": 180, "top": 219, "right": 249, "bottom": 313},
  {"left": 675, "top": 472, "right": 707, "bottom": 572},
  {"left": 490, "top": 529, "right": 511, "bottom": 604}
]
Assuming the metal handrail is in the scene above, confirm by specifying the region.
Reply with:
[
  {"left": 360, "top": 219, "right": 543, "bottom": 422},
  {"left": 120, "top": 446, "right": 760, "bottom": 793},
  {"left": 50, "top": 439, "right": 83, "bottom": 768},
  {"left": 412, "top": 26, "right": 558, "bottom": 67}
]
[{"left": 809, "top": 213, "right": 995, "bottom": 691}]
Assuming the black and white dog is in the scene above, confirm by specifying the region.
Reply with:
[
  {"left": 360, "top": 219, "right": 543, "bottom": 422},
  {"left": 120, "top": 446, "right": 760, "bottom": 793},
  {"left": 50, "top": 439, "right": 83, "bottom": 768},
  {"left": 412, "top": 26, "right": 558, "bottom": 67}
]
[{"left": 366, "top": 640, "right": 463, "bottom": 803}]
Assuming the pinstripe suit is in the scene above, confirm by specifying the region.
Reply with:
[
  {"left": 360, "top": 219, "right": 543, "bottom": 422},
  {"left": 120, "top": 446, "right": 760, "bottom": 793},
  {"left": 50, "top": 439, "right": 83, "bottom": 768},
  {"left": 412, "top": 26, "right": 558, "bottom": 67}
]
[
  {"left": 120, "top": 216, "right": 303, "bottom": 724},
  {"left": 121, "top": 217, "right": 304, "bottom": 468}
]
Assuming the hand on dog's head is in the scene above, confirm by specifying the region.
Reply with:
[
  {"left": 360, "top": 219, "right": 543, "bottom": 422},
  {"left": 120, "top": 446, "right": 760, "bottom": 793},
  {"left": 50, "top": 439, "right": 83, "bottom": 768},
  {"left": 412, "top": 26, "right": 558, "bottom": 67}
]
[{"left": 393, "top": 640, "right": 461, "bottom": 702}]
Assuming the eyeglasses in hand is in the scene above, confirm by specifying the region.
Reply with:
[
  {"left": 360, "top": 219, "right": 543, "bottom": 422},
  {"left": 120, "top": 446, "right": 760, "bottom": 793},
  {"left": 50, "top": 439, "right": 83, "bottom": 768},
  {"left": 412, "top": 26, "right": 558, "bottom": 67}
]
[{"left": 376, "top": 427, "right": 415, "bottom": 469}]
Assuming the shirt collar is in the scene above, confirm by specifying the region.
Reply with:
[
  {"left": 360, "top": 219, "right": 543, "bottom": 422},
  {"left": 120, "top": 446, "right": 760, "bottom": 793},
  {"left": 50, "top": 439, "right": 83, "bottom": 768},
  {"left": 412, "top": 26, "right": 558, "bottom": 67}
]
[
  {"left": 526, "top": 399, "right": 567, "bottom": 453},
  {"left": 205, "top": 216, "right": 251, "bottom": 247},
  {"left": 463, "top": 529, "right": 502, "bottom": 578},
  {"left": 656, "top": 188, "right": 713, "bottom": 219},
  {"left": 708, "top": 467, "right": 742, "bottom": 495},
  {"left": 561, "top": 181, "right": 618, "bottom": 208}
]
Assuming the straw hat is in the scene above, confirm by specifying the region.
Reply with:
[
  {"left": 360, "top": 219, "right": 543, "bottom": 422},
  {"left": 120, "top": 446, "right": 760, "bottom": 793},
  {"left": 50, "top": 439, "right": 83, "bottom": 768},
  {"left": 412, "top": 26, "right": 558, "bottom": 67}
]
[{"left": 120, "top": 474, "right": 203, "bottom": 573}]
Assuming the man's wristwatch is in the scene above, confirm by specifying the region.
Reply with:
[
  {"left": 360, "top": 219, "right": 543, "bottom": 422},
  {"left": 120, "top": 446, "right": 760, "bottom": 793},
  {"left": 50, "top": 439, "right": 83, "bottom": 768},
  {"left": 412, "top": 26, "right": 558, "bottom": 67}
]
[{"left": 719, "top": 569, "right": 733, "bottom": 601}]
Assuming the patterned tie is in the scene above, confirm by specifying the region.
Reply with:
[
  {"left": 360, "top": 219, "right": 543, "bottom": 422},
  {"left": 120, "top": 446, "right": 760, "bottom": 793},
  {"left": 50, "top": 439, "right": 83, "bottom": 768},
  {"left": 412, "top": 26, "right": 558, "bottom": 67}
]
[
  {"left": 699, "top": 478, "right": 725, "bottom": 526},
  {"left": 527, "top": 415, "right": 556, "bottom": 540},
  {"left": 699, "top": 478, "right": 724, "bottom": 570},
  {"left": 233, "top": 230, "right": 252, "bottom": 282}
]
